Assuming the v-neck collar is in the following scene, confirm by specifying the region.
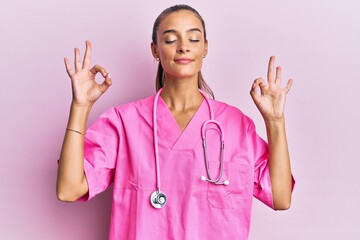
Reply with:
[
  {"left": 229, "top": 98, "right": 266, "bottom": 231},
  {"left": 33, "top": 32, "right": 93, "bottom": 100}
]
[{"left": 156, "top": 96, "right": 208, "bottom": 150}]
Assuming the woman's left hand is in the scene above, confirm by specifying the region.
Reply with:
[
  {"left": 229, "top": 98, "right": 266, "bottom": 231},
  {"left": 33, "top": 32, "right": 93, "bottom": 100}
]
[{"left": 250, "top": 56, "right": 293, "bottom": 122}]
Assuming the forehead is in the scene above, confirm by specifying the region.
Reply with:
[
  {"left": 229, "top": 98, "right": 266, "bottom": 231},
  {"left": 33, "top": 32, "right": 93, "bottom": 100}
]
[{"left": 158, "top": 10, "right": 203, "bottom": 33}]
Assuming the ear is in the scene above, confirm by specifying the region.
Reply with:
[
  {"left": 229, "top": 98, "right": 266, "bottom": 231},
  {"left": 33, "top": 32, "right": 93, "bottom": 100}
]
[
  {"left": 203, "top": 40, "right": 209, "bottom": 57},
  {"left": 151, "top": 42, "right": 158, "bottom": 59}
]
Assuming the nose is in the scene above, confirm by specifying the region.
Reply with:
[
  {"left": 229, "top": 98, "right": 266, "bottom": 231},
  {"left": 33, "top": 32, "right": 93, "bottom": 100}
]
[{"left": 176, "top": 40, "right": 190, "bottom": 53}]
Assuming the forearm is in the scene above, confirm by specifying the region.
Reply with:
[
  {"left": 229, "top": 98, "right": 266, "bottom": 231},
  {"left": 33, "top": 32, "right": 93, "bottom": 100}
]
[
  {"left": 265, "top": 118, "right": 292, "bottom": 210},
  {"left": 56, "top": 103, "right": 92, "bottom": 202}
]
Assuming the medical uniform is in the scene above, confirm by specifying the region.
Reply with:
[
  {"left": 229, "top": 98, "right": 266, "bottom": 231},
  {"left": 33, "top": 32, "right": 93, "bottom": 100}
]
[{"left": 79, "top": 93, "right": 283, "bottom": 239}]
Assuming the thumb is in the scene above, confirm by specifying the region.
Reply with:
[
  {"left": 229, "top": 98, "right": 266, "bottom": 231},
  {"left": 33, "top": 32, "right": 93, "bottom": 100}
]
[{"left": 99, "top": 73, "right": 112, "bottom": 93}]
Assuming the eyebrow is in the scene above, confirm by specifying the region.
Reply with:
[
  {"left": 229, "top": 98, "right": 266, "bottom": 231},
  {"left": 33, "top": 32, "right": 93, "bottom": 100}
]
[{"left": 162, "top": 28, "right": 202, "bottom": 35}]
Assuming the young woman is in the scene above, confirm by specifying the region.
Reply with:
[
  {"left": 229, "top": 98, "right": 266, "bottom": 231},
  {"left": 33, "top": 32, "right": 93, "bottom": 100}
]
[{"left": 57, "top": 4, "right": 294, "bottom": 240}]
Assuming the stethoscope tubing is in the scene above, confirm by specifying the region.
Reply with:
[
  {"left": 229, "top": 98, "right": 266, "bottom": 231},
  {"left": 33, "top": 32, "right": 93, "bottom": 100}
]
[
  {"left": 202, "top": 129, "right": 225, "bottom": 184},
  {"left": 153, "top": 88, "right": 163, "bottom": 191},
  {"left": 151, "top": 88, "right": 229, "bottom": 208}
]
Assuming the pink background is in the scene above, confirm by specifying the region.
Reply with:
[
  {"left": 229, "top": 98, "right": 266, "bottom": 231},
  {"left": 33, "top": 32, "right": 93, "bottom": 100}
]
[{"left": 1, "top": 0, "right": 359, "bottom": 239}]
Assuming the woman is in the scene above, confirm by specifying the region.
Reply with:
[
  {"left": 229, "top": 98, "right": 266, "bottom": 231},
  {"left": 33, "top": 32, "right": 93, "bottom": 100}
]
[{"left": 57, "top": 4, "right": 294, "bottom": 240}]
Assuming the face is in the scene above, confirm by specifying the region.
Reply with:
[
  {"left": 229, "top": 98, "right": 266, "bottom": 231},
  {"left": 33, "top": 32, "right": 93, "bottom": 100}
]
[{"left": 151, "top": 10, "right": 208, "bottom": 80}]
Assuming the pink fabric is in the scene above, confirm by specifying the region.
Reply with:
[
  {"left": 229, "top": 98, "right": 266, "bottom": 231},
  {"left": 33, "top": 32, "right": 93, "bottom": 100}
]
[{"left": 79, "top": 94, "right": 288, "bottom": 239}]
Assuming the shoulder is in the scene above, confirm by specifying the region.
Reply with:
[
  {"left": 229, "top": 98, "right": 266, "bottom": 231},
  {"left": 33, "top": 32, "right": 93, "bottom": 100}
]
[
  {"left": 105, "top": 95, "right": 155, "bottom": 115},
  {"left": 99, "top": 94, "right": 155, "bottom": 127},
  {"left": 113, "top": 94, "right": 154, "bottom": 114},
  {"left": 209, "top": 98, "right": 253, "bottom": 125}
]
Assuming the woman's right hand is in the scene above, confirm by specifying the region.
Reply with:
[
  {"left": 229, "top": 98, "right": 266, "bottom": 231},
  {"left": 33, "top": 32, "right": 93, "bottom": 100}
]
[{"left": 64, "top": 40, "right": 112, "bottom": 107}]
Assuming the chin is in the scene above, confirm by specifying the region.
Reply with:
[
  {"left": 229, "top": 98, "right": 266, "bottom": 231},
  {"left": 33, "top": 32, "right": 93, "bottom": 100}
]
[
  {"left": 170, "top": 69, "right": 200, "bottom": 78},
  {"left": 173, "top": 73, "right": 198, "bottom": 79}
]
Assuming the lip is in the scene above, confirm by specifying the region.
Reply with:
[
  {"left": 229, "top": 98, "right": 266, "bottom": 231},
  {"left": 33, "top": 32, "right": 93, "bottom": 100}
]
[{"left": 174, "top": 58, "right": 194, "bottom": 64}]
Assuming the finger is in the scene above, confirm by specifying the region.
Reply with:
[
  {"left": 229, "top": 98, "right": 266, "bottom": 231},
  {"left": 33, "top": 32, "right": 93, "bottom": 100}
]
[
  {"left": 250, "top": 78, "right": 264, "bottom": 100},
  {"left": 82, "top": 40, "right": 92, "bottom": 69},
  {"left": 90, "top": 64, "right": 108, "bottom": 77},
  {"left": 250, "top": 81, "right": 260, "bottom": 100},
  {"left": 74, "top": 48, "right": 82, "bottom": 72},
  {"left": 250, "top": 79, "right": 258, "bottom": 95},
  {"left": 275, "top": 66, "right": 282, "bottom": 85},
  {"left": 253, "top": 77, "right": 268, "bottom": 93},
  {"left": 267, "top": 56, "right": 275, "bottom": 83},
  {"left": 284, "top": 79, "right": 293, "bottom": 93},
  {"left": 64, "top": 57, "right": 73, "bottom": 77},
  {"left": 99, "top": 73, "right": 112, "bottom": 93}
]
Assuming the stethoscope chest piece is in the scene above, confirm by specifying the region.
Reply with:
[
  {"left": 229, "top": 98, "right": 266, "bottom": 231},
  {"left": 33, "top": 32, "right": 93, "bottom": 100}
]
[{"left": 150, "top": 190, "right": 167, "bottom": 209}]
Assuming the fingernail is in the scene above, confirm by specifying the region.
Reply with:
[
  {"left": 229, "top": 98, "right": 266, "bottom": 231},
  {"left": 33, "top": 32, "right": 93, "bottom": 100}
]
[{"left": 107, "top": 73, "right": 111, "bottom": 78}]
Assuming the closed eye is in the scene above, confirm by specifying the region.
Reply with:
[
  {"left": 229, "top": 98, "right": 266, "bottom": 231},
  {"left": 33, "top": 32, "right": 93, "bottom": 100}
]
[
  {"left": 189, "top": 39, "right": 200, "bottom": 43},
  {"left": 165, "top": 40, "right": 177, "bottom": 44}
]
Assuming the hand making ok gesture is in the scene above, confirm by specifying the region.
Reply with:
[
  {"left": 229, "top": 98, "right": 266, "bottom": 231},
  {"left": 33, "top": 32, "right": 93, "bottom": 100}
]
[
  {"left": 64, "top": 40, "right": 112, "bottom": 107},
  {"left": 250, "top": 56, "right": 293, "bottom": 122}
]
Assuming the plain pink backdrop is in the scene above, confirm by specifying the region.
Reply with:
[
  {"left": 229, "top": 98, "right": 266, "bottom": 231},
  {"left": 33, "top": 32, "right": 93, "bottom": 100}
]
[{"left": 1, "top": 0, "right": 359, "bottom": 239}]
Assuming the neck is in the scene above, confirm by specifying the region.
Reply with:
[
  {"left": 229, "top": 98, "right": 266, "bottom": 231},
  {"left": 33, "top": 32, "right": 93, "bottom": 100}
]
[{"left": 160, "top": 75, "right": 203, "bottom": 111}]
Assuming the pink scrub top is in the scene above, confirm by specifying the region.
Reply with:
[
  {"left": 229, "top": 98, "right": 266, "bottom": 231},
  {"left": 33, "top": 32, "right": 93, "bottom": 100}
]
[{"left": 79, "top": 94, "right": 281, "bottom": 239}]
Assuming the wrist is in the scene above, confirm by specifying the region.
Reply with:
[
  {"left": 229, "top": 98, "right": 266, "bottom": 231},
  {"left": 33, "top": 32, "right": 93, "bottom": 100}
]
[
  {"left": 71, "top": 100, "right": 93, "bottom": 110},
  {"left": 264, "top": 117, "right": 287, "bottom": 145},
  {"left": 264, "top": 116, "right": 285, "bottom": 124},
  {"left": 67, "top": 103, "right": 93, "bottom": 134},
  {"left": 264, "top": 117, "right": 286, "bottom": 131}
]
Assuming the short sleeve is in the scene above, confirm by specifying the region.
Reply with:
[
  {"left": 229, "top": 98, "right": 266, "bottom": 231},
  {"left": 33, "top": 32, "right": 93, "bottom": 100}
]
[
  {"left": 247, "top": 120, "right": 273, "bottom": 209},
  {"left": 78, "top": 107, "right": 120, "bottom": 201},
  {"left": 248, "top": 120, "right": 295, "bottom": 209}
]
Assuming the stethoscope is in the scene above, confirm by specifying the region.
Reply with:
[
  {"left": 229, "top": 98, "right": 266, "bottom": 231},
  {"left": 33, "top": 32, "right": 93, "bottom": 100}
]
[{"left": 150, "top": 88, "right": 229, "bottom": 209}]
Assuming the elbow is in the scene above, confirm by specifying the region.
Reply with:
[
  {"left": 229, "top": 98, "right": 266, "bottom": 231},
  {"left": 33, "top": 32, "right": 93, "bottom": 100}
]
[
  {"left": 56, "top": 175, "right": 88, "bottom": 202},
  {"left": 56, "top": 191, "right": 78, "bottom": 202},
  {"left": 274, "top": 202, "right": 291, "bottom": 211},
  {"left": 56, "top": 183, "right": 87, "bottom": 202},
  {"left": 272, "top": 182, "right": 293, "bottom": 210},
  {"left": 273, "top": 197, "right": 292, "bottom": 211}
]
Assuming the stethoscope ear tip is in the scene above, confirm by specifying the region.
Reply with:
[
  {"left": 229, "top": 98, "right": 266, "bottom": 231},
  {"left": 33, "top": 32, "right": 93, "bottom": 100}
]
[{"left": 201, "top": 175, "right": 230, "bottom": 186}]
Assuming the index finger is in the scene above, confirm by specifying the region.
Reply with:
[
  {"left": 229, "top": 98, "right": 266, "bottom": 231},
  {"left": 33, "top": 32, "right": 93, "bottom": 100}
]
[
  {"left": 82, "top": 40, "right": 92, "bottom": 69},
  {"left": 90, "top": 64, "right": 107, "bottom": 77}
]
